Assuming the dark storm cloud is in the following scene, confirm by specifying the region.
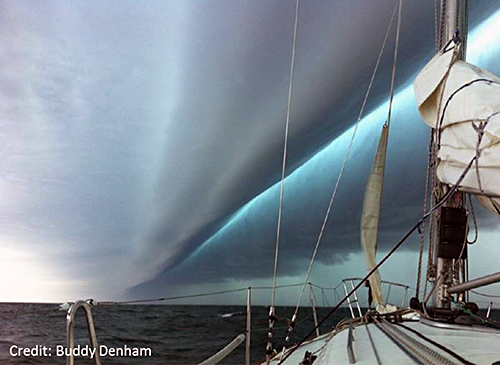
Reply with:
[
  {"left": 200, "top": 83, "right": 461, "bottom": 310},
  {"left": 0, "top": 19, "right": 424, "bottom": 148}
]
[
  {"left": 2, "top": 0, "right": 499, "bottom": 301},
  {"left": 132, "top": 0, "right": 438, "bottom": 275},
  {"left": 129, "top": 85, "right": 423, "bottom": 296},
  {"left": 132, "top": 25, "right": 498, "bottom": 296},
  {"left": 128, "top": 1, "right": 500, "bottom": 299}
]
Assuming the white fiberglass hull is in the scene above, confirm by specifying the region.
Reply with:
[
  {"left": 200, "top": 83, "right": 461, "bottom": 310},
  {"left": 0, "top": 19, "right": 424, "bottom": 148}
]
[{"left": 269, "top": 311, "right": 500, "bottom": 365}]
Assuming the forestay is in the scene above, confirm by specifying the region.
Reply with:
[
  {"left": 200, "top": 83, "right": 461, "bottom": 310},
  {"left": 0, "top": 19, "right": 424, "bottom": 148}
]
[{"left": 414, "top": 43, "right": 500, "bottom": 215}]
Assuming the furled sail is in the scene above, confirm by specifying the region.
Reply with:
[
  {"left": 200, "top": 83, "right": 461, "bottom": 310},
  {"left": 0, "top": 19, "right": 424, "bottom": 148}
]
[
  {"left": 414, "top": 44, "right": 500, "bottom": 216},
  {"left": 361, "top": 124, "right": 388, "bottom": 309}
]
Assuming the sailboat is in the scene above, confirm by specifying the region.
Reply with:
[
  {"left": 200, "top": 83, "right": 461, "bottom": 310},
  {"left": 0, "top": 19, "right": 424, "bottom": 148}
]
[
  {"left": 59, "top": 1, "right": 500, "bottom": 365},
  {"left": 259, "top": 0, "right": 500, "bottom": 364}
]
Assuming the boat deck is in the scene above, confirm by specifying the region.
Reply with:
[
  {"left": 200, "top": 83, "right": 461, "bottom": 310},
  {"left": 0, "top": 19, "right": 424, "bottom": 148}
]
[{"left": 269, "top": 313, "right": 500, "bottom": 365}]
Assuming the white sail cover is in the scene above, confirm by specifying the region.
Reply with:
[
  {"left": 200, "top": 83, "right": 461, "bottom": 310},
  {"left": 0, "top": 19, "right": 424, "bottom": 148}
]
[
  {"left": 361, "top": 125, "right": 388, "bottom": 307},
  {"left": 414, "top": 46, "right": 500, "bottom": 215}
]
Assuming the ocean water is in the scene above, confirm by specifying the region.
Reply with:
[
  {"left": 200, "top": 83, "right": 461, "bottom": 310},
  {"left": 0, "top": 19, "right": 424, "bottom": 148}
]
[
  {"left": 0, "top": 303, "right": 351, "bottom": 365},
  {"left": 0, "top": 303, "right": 498, "bottom": 365}
]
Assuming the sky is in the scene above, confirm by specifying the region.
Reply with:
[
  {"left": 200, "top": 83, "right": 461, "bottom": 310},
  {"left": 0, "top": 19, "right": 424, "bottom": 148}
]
[{"left": 1, "top": 1, "right": 500, "bottom": 306}]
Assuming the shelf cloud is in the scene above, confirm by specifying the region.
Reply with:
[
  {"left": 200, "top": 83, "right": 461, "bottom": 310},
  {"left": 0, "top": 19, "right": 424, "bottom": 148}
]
[{"left": 1, "top": 0, "right": 499, "bottom": 303}]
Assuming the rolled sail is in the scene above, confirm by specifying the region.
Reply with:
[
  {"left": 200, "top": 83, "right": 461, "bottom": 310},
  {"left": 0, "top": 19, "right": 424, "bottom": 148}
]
[
  {"left": 414, "top": 45, "right": 500, "bottom": 215},
  {"left": 361, "top": 125, "right": 388, "bottom": 307}
]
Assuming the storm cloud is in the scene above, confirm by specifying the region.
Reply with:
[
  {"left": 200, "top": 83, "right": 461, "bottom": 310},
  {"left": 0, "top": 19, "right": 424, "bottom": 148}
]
[{"left": 1, "top": 1, "right": 499, "bottom": 303}]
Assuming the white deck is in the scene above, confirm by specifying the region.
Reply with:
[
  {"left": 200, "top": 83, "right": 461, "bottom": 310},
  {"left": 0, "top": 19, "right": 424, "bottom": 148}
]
[{"left": 269, "top": 313, "right": 500, "bottom": 365}]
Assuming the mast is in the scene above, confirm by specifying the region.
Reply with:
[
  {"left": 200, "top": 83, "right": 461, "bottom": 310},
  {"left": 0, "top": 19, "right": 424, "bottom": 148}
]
[
  {"left": 438, "top": 0, "right": 467, "bottom": 58},
  {"left": 430, "top": 0, "right": 468, "bottom": 310}
]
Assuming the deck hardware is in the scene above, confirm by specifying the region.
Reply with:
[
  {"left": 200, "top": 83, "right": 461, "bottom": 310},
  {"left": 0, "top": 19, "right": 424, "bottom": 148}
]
[
  {"left": 448, "top": 271, "right": 500, "bottom": 294},
  {"left": 246, "top": 287, "right": 251, "bottom": 365},
  {"left": 309, "top": 283, "right": 320, "bottom": 337},
  {"left": 343, "top": 280, "right": 363, "bottom": 319},
  {"left": 65, "top": 300, "right": 101, "bottom": 365},
  {"left": 486, "top": 302, "right": 493, "bottom": 319},
  {"left": 347, "top": 323, "right": 356, "bottom": 364},
  {"left": 385, "top": 283, "right": 392, "bottom": 305}
]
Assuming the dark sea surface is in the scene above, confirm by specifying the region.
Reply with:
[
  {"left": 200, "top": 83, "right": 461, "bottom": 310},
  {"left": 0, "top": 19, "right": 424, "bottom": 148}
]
[
  {"left": 0, "top": 304, "right": 350, "bottom": 365},
  {"left": 0, "top": 303, "right": 498, "bottom": 365}
]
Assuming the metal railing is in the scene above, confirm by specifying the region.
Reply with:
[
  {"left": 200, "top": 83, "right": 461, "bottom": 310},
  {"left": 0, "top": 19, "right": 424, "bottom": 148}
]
[
  {"left": 343, "top": 279, "right": 363, "bottom": 319},
  {"left": 448, "top": 271, "right": 500, "bottom": 294},
  {"left": 62, "top": 279, "right": 413, "bottom": 365},
  {"left": 65, "top": 300, "right": 101, "bottom": 365},
  {"left": 339, "top": 278, "right": 411, "bottom": 318}
]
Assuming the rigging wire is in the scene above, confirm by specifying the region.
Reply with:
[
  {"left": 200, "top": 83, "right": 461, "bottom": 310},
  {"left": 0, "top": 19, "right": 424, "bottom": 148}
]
[
  {"left": 106, "top": 283, "right": 310, "bottom": 305},
  {"left": 277, "top": 153, "right": 479, "bottom": 364},
  {"left": 108, "top": 288, "right": 248, "bottom": 304},
  {"left": 439, "top": 0, "right": 447, "bottom": 49},
  {"left": 321, "top": 289, "right": 331, "bottom": 307},
  {"left": 426, "top": 79, "right": 500, "bottom": 305},
  {"left": 470, "top": 290, "right": 500, "bottom": 298},
  {"left": 423, "top": 38, "right": 461, "bottom": 300},
  {"left": 385, "top": 0, "right": 402, "bottom": 129},
  {"left": 424, "top": 191, "right": 472, "bottom": 306},
  {"left": 280, "top": 0, "right": 403, "bottom": 348},
  {"left": 267, "top": 0, "right": 300, "bottom": 361},
  {"left": 270, "top": 0, "right": 300, "bottom": 311},
  {"left": 434, "top": 0, "right": 440, "bottom": 51},
  {"left": 416, "top": 132, "right": 433, "bottom": 299}
]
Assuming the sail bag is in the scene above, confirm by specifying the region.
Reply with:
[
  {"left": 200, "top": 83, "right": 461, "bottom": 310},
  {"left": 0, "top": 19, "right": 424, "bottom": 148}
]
[{"left": 414, "top": 45, "right": 500, "bottom": 215}]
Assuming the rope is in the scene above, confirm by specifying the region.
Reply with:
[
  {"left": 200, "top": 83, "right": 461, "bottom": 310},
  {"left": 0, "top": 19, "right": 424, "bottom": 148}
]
[
  {"left": 434, "top": 41, "right": 460, "bottom": 148},
  {"left": 267, "top": 0, "right": 300, "bottom": 361},
  {"left": 278, "top": 154, "right": 479, "bottom": 364},
  {"left": 473, "top": 121, "right": 485, "bottom": 193},
  {"left": 281, "top": 0, "right": 402, "bottom": 348},
  {"left": 425, "top": 139, "right": 437, "bottom": 292},
  {"left": 416, "top": 132, "right": 433, "bottom": 298},
  {"left": 423, "top": 37, "right": 487, "bottom": 301},
  {"left": 424, "top": 201, "right": 470, "bottom": 307},
  {"left": 424, "top": 237, "right": 467, "bottom": 306},
  {"left": 278, "top": 219, "right": 422, "bottom": 364},
  {"left": 470, "top": 290, "right": 500, "bottom": 298},
  {"left": 423, "top": 273, "right": 441, "bottom": 306},
  {"left": 452, "top": 298, "right": 487, "bottom": 325},
  {"left": 423, "top": 38, "right": 460, "bottom": 300},
  {"left": 466, "top": 194, "right": 478, "bottom": 244},
  {"left": 436, "top": 79, "right": 494, "bottom": 148},
  {"left": 471, "top": 110, "right": 500, "bottom": 198}
]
